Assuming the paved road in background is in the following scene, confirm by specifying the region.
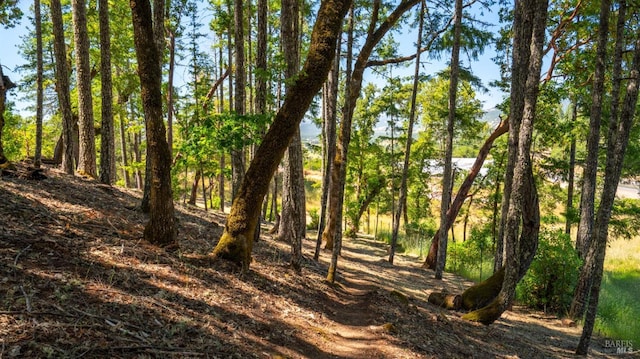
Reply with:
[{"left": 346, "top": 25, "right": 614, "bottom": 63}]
[{"left": 617, "top": 184, "right": 640, "bottom": 199}]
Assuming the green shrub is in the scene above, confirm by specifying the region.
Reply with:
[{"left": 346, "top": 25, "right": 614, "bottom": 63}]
[
  {"left": 307, "top": 208, "right": 320, "bottom": 230},
  {"left": 516, "top": 230, "right": 582, "bottom": 315},
  {"left": 447, "top": 226, "right": 493, "bottom": 282}
]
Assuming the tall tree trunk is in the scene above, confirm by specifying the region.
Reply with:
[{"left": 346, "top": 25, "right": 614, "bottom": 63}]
[
  {"left": 325, "top": 0, "right": 421, "bottom": 282},
  {"left": 565, "top": 100, "right": 577, "bottom": 235},
  {"left": 133, "top": 131, "right": 143, "bottom": 189},
  {"left": 575, "top": 0, "right": 610, "bottom": 260},
  {"left": 34, "top": 0, "right": 44, "bottom": 168},
  {"left": 211, "top": 0, "right": 351, "bottom": 271},
  {"left": 492, "top": 154, "right": 504, "bottom": 272},
  {"left": 571, "top": 0, "right": 621, "bottom": 323},
  {"left": 570, "top": 0, "right": 613, "bottom": 320},
  {"left": 326, "top": 0, "right": 421, "bottom": 281},
  {"left": 462, "top": 0, "right": 546, "bottom": 324},
  {"left": 142, "top": 0, "right": 166, "bottom": 213},
  {"left": 577, "top": 19, "right": 639, "bottom": 356},
  {"left": 255, "top": 0, "right": 267, "bottom": 117},
  {"left": 72, "top": 0, "right": 97, "bottom": 177},
  {"left": 424, "top": 118, "right": 509, "bottom": 269},
  {"left": 435, "top": 0, "right": 462, "bottom": 279},
  {"left": 231, "top": 0, "right": 246, "bottom": 201},
  {"left": 130, "top": 0, "right": 178, "bottom": 247},
  {"left": 324, "top": 6, "right": 354, "bottom": 253},
  {"left": 99, "top": 0, "right": 115, "bottom": 185},
  {"left": 167, "top": 31, "right": 176, "bottom": 157},
  {"left": 278, "top": 0, "right": 305, "bottom": 271},
  {"left": 389, "top": 0, "right": 424, "bottom": 265},
  {"left": 314, "top": 39, "right": 340, "bottom": 261},
  {"left": 50, "top": 0, "right": 75, "bottom": 175},
  {"left": 118, "top": 94, "right": 131, "bottom": 187}
]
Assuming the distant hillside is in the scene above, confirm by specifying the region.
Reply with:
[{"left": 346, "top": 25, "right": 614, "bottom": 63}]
[{"left": 300, "top": 108, "right": 504, "bottom": 144}]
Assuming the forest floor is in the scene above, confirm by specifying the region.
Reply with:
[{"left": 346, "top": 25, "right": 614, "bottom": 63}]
[{"left": 1, "top": 164, "right": 636, "bottom": 358}]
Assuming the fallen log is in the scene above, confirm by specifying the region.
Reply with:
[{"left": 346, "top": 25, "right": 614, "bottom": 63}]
[{"left": 428, "top": 292, "right": 462, "bottom": 310}]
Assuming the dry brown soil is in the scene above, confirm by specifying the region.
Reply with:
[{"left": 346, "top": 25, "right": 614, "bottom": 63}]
[{"left": 1, "top": 165, "right": 634, "bottom": 358}]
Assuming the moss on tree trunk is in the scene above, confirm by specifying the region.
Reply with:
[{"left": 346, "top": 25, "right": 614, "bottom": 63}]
[
  {"left": 211, "top": 0, "right": 352, "bottom": 271},
  {"left": 461, "top": 267, "right": 505, "bottom": 310}
]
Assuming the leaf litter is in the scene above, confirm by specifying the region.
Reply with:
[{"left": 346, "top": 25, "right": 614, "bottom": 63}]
[{"left": 0, "top": 163, "right": 627, "bottom": 358}]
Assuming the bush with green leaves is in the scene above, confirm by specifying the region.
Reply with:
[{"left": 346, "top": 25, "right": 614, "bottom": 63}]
[
  {"left": 447, "top": 226, "right": 493, "bottom": 282},
  {"left": 516, "top": 230, "right": 582, "bottom": 315},
  {"left": 307, "top": 208, "right": 319, "bottom": 230}
]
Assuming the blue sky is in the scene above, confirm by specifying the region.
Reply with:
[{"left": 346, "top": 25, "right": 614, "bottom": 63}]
[{"left": 1, "top": 0, "right": 506, "bottom": 117}]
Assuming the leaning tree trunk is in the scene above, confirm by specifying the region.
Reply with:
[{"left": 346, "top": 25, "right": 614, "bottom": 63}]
[
  {"left": 72, "top": 0, "right": 97, "bottom": 178},
  {"left": 211, "top": 0, "right": 352, "bottom": 271},
  {"left": 424, "top": 118, "right": 509, "bottom": 269},
  {"left": 50, "top": 0, "right": 75, "bottom": 175},
  {"left": 130, "top": 0, "right": 178, "bottom": 247},
  {"left": 462, "top": 0, "right": 546, "bottom": 324}
]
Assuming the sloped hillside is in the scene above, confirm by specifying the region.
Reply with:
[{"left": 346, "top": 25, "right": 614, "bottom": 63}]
[{"left": 0, "top": 165, "right": 621, "bottom": 358}]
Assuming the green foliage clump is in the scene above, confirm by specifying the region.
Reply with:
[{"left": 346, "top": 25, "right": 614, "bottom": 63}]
[
  {"left": 307, "top": 208, "right": 319, "bottom": 230},
  {"left": 516, "top": 230, "right": 582, "bottom": 315},
  {"left": 447, "top": 226, "right": 494, "bottom": 282}
]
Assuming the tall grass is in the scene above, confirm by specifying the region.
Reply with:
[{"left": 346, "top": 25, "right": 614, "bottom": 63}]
[{"left": 594, "top": 237, "right": 640, "bottom": 342}]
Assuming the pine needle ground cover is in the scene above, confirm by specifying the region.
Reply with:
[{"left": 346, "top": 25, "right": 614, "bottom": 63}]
[{"left": 0, "top": 165, "right": 623, "bottom": 358}]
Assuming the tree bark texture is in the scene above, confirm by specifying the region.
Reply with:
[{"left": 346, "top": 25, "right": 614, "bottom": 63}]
[
  {"left": 130, "top": 0, "right": 178, "bottom": 247},
  {"left": 462, "top": 0, "right": 546, "bottom": 325},
  {"left": 576, "top": 11, "right": 640, "bottom": 355},
  {"left": 99, "top": 0, "right": 115, "bottom": 185},
  {"left": 565, "top": 101, "right": 577, "bottom": 236},
  {"left": 423, "top": 118, "right": 509, "bottom": 269},
  {"left": 575, "top": 0, "right": 610, "bottom": 260},
  {"left": 278, "top": 0, "right": 306, "bottom": 272},
  {"left": 34, "top": 0, "right": 43, "bottom": 168},
  {"left": 231, "top": 0, "right": 246, "bottom": 201},
  {"left": 72, "top": 0, "right": 97, "bottom": 177},
  {"left": 389, "top": 0, "right": 424, "bottom": 265},
  {"left": 50, "top": 0, "right": 75, "bottom": 175},
  {"left": 570, "top": 0, "right": 613, "bottom": 321},
  {"left": 435, "top": 0, "right": 462, "bottom": 280},
  {"left": 211, "top": 0, "right": 352, "bottom": 271},
  {"left": 314, "top": 38, "right": 340, "bottom": 261}
]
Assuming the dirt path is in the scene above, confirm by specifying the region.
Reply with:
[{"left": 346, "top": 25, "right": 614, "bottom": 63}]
[
  {"left": 302, "top": 235, "right": 626, "bottom": 358},
  {"left": 0, "top": 166, "right": 631, "bottom": 358}
]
